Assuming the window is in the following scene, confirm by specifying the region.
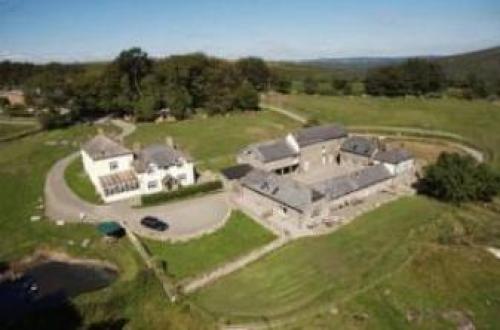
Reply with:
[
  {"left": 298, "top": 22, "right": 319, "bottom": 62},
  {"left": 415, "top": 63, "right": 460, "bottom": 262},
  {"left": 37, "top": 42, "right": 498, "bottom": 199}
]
[
  {"left": 148, "top": 181, "right": 158, "bottom": 189},
  {"left": 177, "top": 174, "right": 187, "bottom": 181},
  {"left": 109, "top": 161, "right": 118, "bottom": 171}
]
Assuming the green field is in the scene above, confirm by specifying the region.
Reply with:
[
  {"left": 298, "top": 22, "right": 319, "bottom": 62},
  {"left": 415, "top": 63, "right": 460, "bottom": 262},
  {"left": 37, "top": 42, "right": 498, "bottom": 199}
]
[
  {"left": 194, "top": 197, "right": 500, "bottom": 327},
  {"left": 64, "top": 157, "right": 103, "bottom": 204},
  {"left": 143, "top": 211, "right": 275, "bottom": 280},
  {"left": 266, "top": 95, "right": 500, "bottom": 168},
  {"left": 126, "top": 111, "right": 300, "bottom": 170}
]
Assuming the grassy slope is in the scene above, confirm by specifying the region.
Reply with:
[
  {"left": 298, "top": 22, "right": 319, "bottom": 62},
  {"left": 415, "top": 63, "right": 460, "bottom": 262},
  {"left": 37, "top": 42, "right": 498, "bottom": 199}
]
[
  {"left": 126, "top": 111, "right": 300, "bottom": 170},
  {"left": 270, "top": 95, "right": 500, "bottom": 168},
  {"left": 143, "top": 211, "right": 275, "bottom": 280},
  {"left": 193, "top": 197, "right": 445, "bottom": 319},
  {"left": 64, "top": 157, "right": 102, "bottom": 204},
  {"left": 194, "top": 198, "right": 500, "bottom": 327},
  {"left": 0, "top": 126, "right": 212, "bottom": 329}
]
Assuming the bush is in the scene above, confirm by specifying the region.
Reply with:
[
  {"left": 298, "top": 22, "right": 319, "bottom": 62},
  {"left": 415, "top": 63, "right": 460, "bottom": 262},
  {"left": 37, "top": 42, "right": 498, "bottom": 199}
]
[
  {"left": 141, "top": 181, "right": 223, "bottom": 206},
  {"left": 37, "top": 110, "right": 75, "bottom": 129},
  {"left": 418, "top": 152, "right": 500, "bottom": 204}
]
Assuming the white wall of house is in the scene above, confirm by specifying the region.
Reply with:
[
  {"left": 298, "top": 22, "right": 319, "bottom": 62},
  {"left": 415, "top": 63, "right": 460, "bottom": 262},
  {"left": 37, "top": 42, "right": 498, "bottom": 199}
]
[
  {"left": 298, "top": 138, "right": 345, "bottom": 172},
  {"left": 137, "top": 161, "right": 195, "bottom": 196},
  {"left": 81, "top": 150, "right": 134, "bottom": 186},
  {"left": 375, "top": 159, "right": 414, "bottom": 176},
  {"left": 81, "top": 149, "right": 196, "bottom": 203}
]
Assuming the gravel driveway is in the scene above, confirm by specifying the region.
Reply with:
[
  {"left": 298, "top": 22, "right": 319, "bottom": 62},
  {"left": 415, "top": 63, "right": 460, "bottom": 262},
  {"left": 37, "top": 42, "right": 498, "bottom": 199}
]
[{"left": 45, "top": 152, "right": 230, "bottom": 241}]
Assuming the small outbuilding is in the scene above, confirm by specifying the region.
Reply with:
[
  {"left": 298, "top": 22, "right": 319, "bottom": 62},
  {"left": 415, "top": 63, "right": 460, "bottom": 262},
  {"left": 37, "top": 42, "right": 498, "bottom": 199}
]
[{"left": 340, "top": 136, "right": 378, "bottom": 165}]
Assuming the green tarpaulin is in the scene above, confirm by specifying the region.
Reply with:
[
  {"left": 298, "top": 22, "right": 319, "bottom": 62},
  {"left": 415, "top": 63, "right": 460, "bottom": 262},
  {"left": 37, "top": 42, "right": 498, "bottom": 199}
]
[{"left": 97, "top": 221, "right": 123, "bottom": 236}]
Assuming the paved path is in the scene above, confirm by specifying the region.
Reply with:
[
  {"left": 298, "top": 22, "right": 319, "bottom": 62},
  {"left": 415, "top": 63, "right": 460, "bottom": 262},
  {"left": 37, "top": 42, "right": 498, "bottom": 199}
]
[
  {"left": 44, "top": 119, "right": 230, "bottom": 241},
  {"left": 182, "top": 236, "right": 289, "bottom": 294},
  {"left": 110, "top": 118, "right": 136, "bottom": 139}
]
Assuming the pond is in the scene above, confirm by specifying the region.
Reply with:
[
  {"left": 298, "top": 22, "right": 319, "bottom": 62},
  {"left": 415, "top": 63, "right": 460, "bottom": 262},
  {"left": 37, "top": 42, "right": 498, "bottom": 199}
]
[{"left": 0, "top": 260, "right": 117, "bottom": 323}]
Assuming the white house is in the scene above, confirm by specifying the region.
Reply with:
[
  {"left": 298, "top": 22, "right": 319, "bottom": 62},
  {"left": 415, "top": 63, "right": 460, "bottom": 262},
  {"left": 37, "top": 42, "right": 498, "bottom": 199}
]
[
  {"left": 133, "top": 144, "right": 195, "bottom": 195},
  {"left": 81, "top": 135, "right": 195, "bottom": 203},
  {"left": 373, "top": 148, "right": 415, "bottom": 175}
]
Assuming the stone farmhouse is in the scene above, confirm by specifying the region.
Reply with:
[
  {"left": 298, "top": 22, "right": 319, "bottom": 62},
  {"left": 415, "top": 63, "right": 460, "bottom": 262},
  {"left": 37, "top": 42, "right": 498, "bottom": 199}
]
[
  {"left": 81, "top": 135, "right": 195, "bottom": 203},
  {"left": 227, "top": 124, "right": 415, "bottom": 228}
]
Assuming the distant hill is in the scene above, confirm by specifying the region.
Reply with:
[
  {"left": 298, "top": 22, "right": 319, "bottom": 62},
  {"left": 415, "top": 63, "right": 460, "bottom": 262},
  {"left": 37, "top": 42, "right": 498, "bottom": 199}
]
[
  {"left": 300, "top": 57, "right": 407, "bottom": 76},
  {"left": 435, "top": 46, "right": 500, "bottom": 83},
  {"left": 288, "top": 46, "right": 500, "bottom": 83}
]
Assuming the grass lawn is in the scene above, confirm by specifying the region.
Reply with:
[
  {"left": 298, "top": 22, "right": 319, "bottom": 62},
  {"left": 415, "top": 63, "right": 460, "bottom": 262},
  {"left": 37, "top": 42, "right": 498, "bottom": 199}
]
[
  {"left": 126, "top": 110, "right": 301, "bottom": 170},
  {"left": 266, "top": 95, "right": 500, "bottom": 168},
  {"left": 0, "top": 125, "right": 213, "bottom": 329},
  {"left": 64, "top": 157, "right": 103, "bottom": 204},
  {"left": 142, "top": 211, "right": 275, "bottom": 280},
  {"left": 193, "top": 197, "right": 500, "bottom": 327},
  {"left": 0, "top": 122, "right": 39, "bottom": 139}
]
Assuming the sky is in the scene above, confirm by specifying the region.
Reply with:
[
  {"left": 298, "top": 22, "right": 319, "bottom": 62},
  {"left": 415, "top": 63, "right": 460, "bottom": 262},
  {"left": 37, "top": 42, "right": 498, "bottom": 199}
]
[{"left": 1, "top": 0, "right": 500, "bottom": 63}]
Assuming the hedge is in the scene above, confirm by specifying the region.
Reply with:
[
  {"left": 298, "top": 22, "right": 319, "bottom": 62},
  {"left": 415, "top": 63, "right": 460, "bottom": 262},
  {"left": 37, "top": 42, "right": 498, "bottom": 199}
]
[{"left": 141, "top": 180, "right": 223, "bottom": 206}]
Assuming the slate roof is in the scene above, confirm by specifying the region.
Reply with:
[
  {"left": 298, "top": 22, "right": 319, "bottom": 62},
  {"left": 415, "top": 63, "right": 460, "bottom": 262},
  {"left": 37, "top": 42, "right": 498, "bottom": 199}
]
[
  {"left": 240, "top": 169, "right": 323, "bottom": 212},
  {"left": 221, "top": 164, "right": 254, "bottom": 180},
  {"left": 82, "top": 135, "right": 132, "bottom": 161},
  {"left": 293, "top": 124, "right": 347, "bottom": 147},
  {"left": 134, "top": 144, "right": 186, "bottom": 173},
  {"left": 242, "top": 139, "right": 298, "bottom": 163},
  {"left": 341, "top": 136, "right": 378, "bottom": 157},
  {"left": 374, "top": 148, "right": 413, "bottom": 164},
  {"left": 313, "top": 164, "right": 393, "bottom": 200}
]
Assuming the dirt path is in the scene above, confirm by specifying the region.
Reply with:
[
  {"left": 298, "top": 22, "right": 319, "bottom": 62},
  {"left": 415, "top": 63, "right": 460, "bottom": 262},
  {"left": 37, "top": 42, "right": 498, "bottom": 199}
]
[{"left": 262, "top": 104, "right": 308, "bottom": 124}]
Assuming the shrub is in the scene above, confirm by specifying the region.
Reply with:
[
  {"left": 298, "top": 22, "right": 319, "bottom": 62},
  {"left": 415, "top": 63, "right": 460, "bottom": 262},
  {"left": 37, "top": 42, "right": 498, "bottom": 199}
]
[
  {"left": 418, "top": 152, "right": 500, "bottom": 204},
  {"left": 141, "top": 181, "right": 223, "bottom": 206}
]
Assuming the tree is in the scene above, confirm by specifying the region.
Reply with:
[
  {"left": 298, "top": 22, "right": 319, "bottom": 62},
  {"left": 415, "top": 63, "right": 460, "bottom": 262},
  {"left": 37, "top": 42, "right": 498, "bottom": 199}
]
[
  {"left": 235, "top": 81, "right": 259, "bottom": 110},
  {"left": 418, "top": 152, "right": 500, "bottom": 204},
  {"left": 365, "top": 59, "right": 445, "bottom": 96},
  {"left": 303, "top": 77, "right": 318, "bottom": 95},
  {"left": 166, "top": 85, "right": 192, "bottom": 120},
  {"left": 236, "top": 57, "right": 270, "bottom": 91},
  {"left": 135, "top": 94, "right": 158, "bottom": 121},
  {"left": 274, "top": 78, "right": 292, "bottom": 94},
  {"left": 331, "top": 78, "right": 352, "bottom": 95},
  {"left": 466, "top": 73, "right": 488, "bottom": 99},
  {"left": 115, "top": 47, "right": 152, "bottom": 98}
]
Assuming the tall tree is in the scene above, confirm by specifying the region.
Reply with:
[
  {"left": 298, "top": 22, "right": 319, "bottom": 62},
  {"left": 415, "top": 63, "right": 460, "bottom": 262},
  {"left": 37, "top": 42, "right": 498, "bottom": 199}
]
[
  {"left": 236, "top": 57, "right": 270, "bottom": 91},
  {"left": 303, "top": 77, "right": 318, "bottom": 95},
  {"left": 235, "top": 81, "right": 259, "bottom": 110},
  {"left": 115, "top": 47, "right": 152, "bottom": 98}
]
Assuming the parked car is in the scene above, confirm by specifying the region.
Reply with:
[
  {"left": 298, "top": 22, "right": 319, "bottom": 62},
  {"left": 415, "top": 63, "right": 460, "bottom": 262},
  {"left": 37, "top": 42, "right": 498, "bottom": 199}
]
[{"left": 140, "top": 216, "right": 169, "bottom": 231}]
